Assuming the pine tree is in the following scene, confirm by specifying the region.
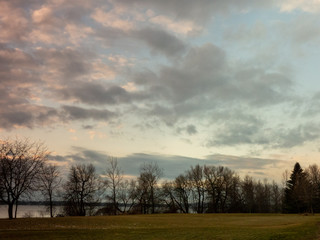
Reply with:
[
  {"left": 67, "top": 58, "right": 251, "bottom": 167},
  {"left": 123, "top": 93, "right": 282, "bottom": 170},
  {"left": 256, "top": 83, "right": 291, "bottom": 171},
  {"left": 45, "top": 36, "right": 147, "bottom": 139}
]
[{"left": 284, "top": 162, "right": 309, "bottom": 213}]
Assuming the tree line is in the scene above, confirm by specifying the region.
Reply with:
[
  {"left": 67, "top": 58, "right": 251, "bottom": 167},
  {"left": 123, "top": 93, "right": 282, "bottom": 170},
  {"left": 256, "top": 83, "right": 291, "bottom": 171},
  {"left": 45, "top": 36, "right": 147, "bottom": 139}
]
[{"left": 1, "top": 138, "right": 320, "bottom": 219}]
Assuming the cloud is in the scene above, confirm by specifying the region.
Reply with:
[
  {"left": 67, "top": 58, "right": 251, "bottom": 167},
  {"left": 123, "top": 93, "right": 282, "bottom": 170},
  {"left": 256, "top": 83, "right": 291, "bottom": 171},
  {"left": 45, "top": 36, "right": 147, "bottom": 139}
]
[
  {"left": 135, "top": 43, "right": 227, "bottom": 104},
  {"left": 0, "top": 0, "right": 317, "bottom": 154},
  {"left": 206, "top": 154, "right": 286, "bottom": 170},
  {"left": 57, "top": 82, "right": 148, "bottom": 106},
  {"left": 35, "top": 47, "right": 95, "bottom": 82},
  {"left": 177, "top": 125, "right": 198, "bottom": 136},
  {"left": 282, "top": 16, "right": 320, "bottom": 45},
  {"left": 133, "top": 43, "right": 293, "bottom": 130},
  {"left": 61, "top": 105, "right": 117, "bottom": 121},
  {"left": 0, "top": 101, "right": 59, "bottom": 130},
  {"left": 149, "top": 15, "right": 203, "bottom": 35},
  {"left": 82, "top": 124, "right": 96, "bottom": 130},
  {"left": 92, "top": 8, "right": 135, "bottom": 31},
  {"left": 0, "top": 44, "right": 40, "bottom": 85},
  {"left": 209, "top": 122, "right": 266, "bottom": 146},
  {"left": 0, "top": 1, "right": 29, "bottom": 43},
  {"left": 53, "top": 147, "right": 286, "bottom": 179},
  {"left": 273, "top": 123, "right": 320, "bottom": 148},
  {"left": 133, "top": 27, "right": 188, "bottom": 58},
  {"left": 137, "top": 43, "right": 292, "bottom": 106},
  {"left": 117, "top": 0, "right": 274, "bottom": 24},
  {"left": 280, "top": 0, "right": 320, "bottom": 13}
]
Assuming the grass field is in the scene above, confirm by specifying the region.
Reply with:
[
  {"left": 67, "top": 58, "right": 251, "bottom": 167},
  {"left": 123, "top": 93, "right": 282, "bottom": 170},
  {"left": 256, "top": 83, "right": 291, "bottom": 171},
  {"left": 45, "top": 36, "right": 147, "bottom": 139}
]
[{"left": 0, "top": 214, "right": 319, "bottom": 240}]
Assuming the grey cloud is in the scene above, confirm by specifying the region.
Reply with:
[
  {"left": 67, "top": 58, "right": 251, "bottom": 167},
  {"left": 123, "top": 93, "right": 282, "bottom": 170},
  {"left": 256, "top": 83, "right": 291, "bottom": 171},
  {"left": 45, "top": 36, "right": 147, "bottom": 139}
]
[
  {"left": 56, "top": 148, "right": 208, "bottom": 179},
  {"left": 286, "top": 16, "right": 320, "bottom": 45},
  {"left": 119, "top": 153, "right": 207, "bottom": 179},
  {"left": 61, "top": 105, "right": 117, "bottom": 121},
  {"left": 0, "top": 102, "right": 59, "bottom": 130},
  {"left": 0, "top": 44, "right": 40, "bottom": 85},
  {"left": 2, "top": 111, "right": 33, "bottom": 127},
  {"left": 96, "top": 26, "right": 188, "bottom": 58},
  {"left": 134, "top": 43, "right": 293, "bottom": 129},
  {"left": 209, "top": 116, "right": 320, "bottom": 149},
  {"left": 53, "top": 147, "right": 111, "bottom": 175},
  {"left": 35, "top": 48, "right": 94, "bottom": 81},
  {"left": 136, "top": 43, "right": 227, "bottom": 103},
  {"left": 82, "top": 124, "right": 96, "bottom": 129},
  {"left": 58, "top": 82, "right": 149, "bottom": 105},
  {"left": 60, "top": 84, "right": 129, "bottom": 105},
  {"left": 177, "top": 124, "right": 197, "bottom": 136},
  {"left": 231, "top": 69, "right": 293, "bottom": 107},
  {"left": 57, "top": 147, "right": 285, "bottom": 179},
  {"left": 95, "top": 26, "right": 130, "bottom": 46},
  {"left": 224, "top": 22, "right": 267, "bottom": 42},
  {"left": 206, "top": 154, "right": 285, "bottom": 170},
  {"left": 136, "top": 43, "right": 292, "bottom": 107},
  {"left": 49, "top": 154, "right": 68, "bottom": 163},
  {"left": 210, "top": 123, "right": 263, "bottom": 146},
  {"left": 206, "top": 111, "right": 268, "bottom": 147},
  {"left": 117, "top": 0, "right": 274, "bottom": 24},
  {"left": 134, "top": 27, "right": 188, "bottom": 58},
  {"left": 273, "top": 124, "right": 320, "bottom": 148},
  {"left": 186, "top": 125, "right": 197, "bottom": 135},
  {"left": 303, "top": 92, "right": 320, "bottom": 117}
]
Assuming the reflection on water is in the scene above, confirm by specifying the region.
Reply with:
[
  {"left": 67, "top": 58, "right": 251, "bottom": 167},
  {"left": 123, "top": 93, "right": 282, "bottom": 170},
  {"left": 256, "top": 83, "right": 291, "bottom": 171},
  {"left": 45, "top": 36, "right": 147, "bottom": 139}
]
[{"left": 0, "top": 205, "right": 63, "bottom": 219}]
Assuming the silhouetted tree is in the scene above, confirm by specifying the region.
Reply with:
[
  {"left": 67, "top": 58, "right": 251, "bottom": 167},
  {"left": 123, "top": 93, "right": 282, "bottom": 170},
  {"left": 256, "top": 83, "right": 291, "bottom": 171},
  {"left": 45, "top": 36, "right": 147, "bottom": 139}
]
[
  {"left": 241, "top": 176, "right": 255, "bottom": 213},
  {"left": 161, "top": 181, "right": 179, "bottom": 213},
  {"left": 104, "top": 157, "right": 123, "bottom": 215},
  {"left": 227, "top": 175, "right": 242, "bottom": 213},
  {"left": 271, "top": 181, "right": 282, "bottom": 213},
  {"left": 138, "top": 162, "right": 163, "bottom": 214},
  {"left": 305, "top": 164, "right": 320, "bottom": 213},
  {"left": 174, "top": 173, "right": 192, "bottom": 213},
  {"left": 63, "top": 164, "right": 101, "bottom": 216},
  {"left": 188, "top": 164, "right": 205, "bottom": 213},
  {"left": 117, "top": 179, "right": 139, "bottom": 213},
  {"left": 38, "top": 164, "right": 61, "bottom": 217},
  {"left": 284, "top": 162, "right": 310, "bottom": 213},
  {"left": 0, "top": 138, "right": 48, "bottom": 219}
]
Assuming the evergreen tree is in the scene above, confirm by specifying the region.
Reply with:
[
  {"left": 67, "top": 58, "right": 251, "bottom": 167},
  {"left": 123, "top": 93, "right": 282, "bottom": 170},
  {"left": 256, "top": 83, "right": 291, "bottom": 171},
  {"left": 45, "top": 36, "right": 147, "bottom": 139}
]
[{"left": 284, "top": 162, "right": 310, "bottom": 213}]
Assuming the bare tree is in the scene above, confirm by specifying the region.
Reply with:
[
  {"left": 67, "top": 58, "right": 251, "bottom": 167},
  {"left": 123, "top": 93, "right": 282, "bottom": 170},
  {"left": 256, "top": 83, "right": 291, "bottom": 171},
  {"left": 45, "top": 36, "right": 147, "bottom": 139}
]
[
  {"left": 204, "top": 165, "right": 237, "bottom": 213},
  {"left": 117, "top": 179, "right": 139, "bottom": 213},
  {"left": 104, "top": 157, "right": 123, "bottom": 215},
  {"left": 0, "top": 138, "right": 48, "bottom": 219},
  {"left": 271, "top": 181, "right": 282, "bottom": 213},
  {"left": 241, "top": 175, "right": 255, "bottom": 213},
  {"left": 38, "top": 164, "right": 61, "bottom": 217},
  {"left": 187, "top": 164, "right": 205, "bottom": 213},
  {"left": 161, "top": 181, "right": 178, "bottom": 213},
  {"left": 174, "top": 174, "right": 192, "bottom": 213},
  {"left": 305, "top": 164, "right": 320, "bottom": 213},
  {"left": 138, "top": 162, "right": 163, "bottom": 214},
  {"left": 63, "top": 164, "right": 101, "bottom": 216}
]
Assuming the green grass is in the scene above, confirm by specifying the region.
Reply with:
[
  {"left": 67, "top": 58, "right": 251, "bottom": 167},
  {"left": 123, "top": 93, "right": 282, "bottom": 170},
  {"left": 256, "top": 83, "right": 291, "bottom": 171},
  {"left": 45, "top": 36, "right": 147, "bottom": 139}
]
[{"left": 0, "top": 214, "right": 319, "bottom": 240}]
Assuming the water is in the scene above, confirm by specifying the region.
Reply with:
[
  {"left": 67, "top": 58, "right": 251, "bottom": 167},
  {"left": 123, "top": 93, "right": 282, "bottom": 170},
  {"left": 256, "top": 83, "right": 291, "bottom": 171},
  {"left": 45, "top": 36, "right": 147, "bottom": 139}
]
[{"left": 0, "top": 205, "right": 63, "bottom": 219}]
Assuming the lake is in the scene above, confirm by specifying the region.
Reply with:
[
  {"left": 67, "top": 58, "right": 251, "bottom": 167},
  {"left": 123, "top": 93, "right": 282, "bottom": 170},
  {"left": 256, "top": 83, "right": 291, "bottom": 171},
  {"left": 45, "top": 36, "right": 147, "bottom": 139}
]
[{"left": 0, "top": 205, "right": 63, "bottom": 219}]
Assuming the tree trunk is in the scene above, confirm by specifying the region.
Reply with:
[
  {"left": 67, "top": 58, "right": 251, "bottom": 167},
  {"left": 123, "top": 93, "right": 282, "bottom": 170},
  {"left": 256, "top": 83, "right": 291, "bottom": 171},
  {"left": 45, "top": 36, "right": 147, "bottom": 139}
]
[
  {"left": 14, "top": 200, "right": 18, "bottom": 218},
  {"left": 49, "top": 195, "right": 53, "bottom": 218},
  {"left": 8, "top": 202, "right": 14, "bottom": 219}
]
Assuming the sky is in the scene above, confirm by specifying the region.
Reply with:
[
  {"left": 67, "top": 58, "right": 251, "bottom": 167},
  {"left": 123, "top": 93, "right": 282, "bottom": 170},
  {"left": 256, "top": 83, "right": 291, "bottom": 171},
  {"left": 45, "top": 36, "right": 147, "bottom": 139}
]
[{"left": 1, "top": 0, "right": 320, "bottom": 181}]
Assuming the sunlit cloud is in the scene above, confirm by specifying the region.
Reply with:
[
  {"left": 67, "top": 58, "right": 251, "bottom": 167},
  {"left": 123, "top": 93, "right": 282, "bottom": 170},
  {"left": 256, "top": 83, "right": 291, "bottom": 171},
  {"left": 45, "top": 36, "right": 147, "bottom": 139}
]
[
  {"left": 280, "top": 0, "right": 320, "bottom": 12},
  {"left": 1, "top": 0, "right": 320, "bottom": 181}
]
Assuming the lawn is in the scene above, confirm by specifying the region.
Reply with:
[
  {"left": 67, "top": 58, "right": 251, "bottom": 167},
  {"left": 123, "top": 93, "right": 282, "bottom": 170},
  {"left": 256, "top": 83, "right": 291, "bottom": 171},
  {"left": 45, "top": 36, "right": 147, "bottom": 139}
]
[{"left": 0, "top": 214, "right": 319, "bottom": 240}]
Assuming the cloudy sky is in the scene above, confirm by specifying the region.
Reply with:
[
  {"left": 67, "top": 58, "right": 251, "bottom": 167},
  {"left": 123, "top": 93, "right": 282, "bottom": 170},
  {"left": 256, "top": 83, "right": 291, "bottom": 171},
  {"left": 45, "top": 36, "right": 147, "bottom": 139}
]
[{"left": 2, "top": 0, "right": 320, "bottom": 181}]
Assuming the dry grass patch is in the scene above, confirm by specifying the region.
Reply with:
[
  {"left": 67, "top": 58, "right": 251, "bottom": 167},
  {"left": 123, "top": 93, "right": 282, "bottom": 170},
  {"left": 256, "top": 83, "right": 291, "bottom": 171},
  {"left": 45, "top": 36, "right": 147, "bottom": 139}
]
[{"left": 0, "top": 214, "right": 319, "bottom": 240}]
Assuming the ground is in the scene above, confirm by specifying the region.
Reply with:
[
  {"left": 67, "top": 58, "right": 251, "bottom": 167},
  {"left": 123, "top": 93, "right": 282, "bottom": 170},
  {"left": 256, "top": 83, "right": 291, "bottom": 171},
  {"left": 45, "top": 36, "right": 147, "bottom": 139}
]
[{"left": 0, "top": 214, "right": 319, "bottom": 240}]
